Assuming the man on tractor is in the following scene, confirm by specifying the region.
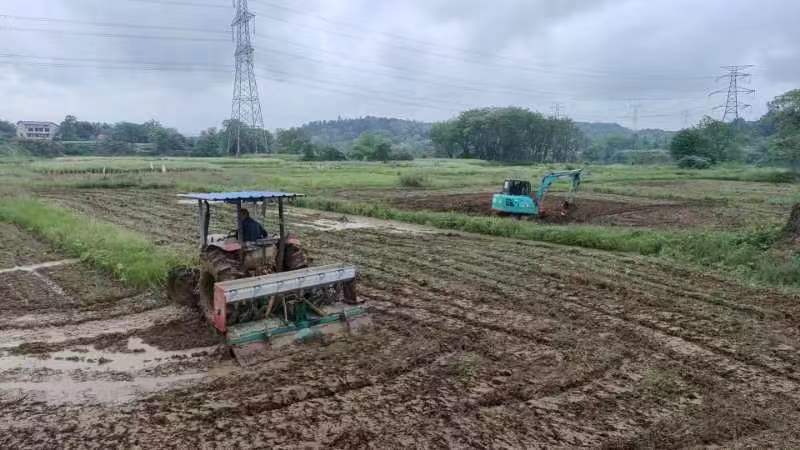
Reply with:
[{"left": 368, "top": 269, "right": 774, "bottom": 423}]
[{"left": 240, "top": 208, "right": 268, "bottom": 242}]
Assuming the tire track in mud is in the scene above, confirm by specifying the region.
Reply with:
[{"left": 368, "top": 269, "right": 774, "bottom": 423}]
[
  {"left": 352, "top": 227, "right": 792, "bottom": 321},
  {"left": 346, "top": 228, "right": 797, "bottom": 344},
  {"left": 0, "top": 304, "right": 194, "bottom": 349},
  {"left": 311, "top": 231, "right": 800, "bottom": 389},
  {"left": 27, "top": 190, "right": 800, "bottom": 445}
]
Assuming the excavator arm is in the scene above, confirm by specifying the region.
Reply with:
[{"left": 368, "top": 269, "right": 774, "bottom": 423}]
[{"left": 533, "top": 169, "right": 583, "bottom": 210}]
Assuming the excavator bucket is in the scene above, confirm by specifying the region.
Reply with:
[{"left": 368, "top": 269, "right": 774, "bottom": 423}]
[{"left": 210, "top": 264, "right": 370, "bottom": 365}]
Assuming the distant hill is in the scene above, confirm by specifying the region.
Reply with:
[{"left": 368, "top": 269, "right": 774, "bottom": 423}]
[
  {"left": 575, "top": 122, "right": 676, "bottom": 144},
  {"left": 293, "top": 116, "right": 674, "bottom": 156},
  {"left": 297, "top": 116, "right": 434, "bottom": 155}
]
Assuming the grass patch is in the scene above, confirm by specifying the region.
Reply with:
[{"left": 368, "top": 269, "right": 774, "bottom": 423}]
[
  {"left": 298, "top": 196, "right": 795, "bottom": 287},
  {"left": 0, "top": 197, "right": 186, "bottom": 288},
  {"left": 398, "top": 171, "right": 431, "bottom": 188}
]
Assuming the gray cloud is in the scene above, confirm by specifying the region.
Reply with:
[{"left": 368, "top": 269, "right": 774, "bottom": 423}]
[{"left": 0, "top": 0, "right": 798, "bottom": 133}]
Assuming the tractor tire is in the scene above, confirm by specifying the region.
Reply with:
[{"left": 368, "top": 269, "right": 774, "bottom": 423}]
[
  {"left": 283, "top": 241, "right": 308, "bottom": 271},
  {"left": 166, "top": 266, "right": 199, "bottom": 306},
  {"left": 198, "top": 248, "right": 244, "bottom": 319}
]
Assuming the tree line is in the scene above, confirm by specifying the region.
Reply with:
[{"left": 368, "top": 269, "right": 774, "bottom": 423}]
[
  {"left": 430, "top": 107, "right": 587, "bottom": 163},
  {"left": 669, "top": 89, "right": 800, "bottom": 169}
]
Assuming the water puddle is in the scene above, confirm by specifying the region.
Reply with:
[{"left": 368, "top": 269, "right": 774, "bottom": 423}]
[
  {"left": 0, "top": 337, "right": 216, "bottom": 372},
  {"left": 296, "top": 213, "right": 431, "bottom": 234},
  {"left": 0, "top": 305, "right": 193, "bottom": 349},
  {"left": 1, "top": 374, "right": 205, "bottom": 405},
  {"left": 0, "top": 337, "right": 216, "bottom": 405},
  {"left": 0, "top": 258, "right": 80, "bottom": 275}
]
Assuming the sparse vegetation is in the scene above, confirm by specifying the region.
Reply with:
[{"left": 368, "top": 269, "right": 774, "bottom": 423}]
[{"left": 0, "top": 197, "right": 185, "bottom": 287}]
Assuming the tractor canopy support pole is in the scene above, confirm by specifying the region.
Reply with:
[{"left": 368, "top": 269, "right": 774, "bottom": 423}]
[
  {"left": 197, "top": 200, "right": 204, "bottom": 250},
  {"left": 278, "top": 198, "right": 286, "bottom": 239},
  {"left": 203, "top": 201, "right": 210, "bottom": 247},
  {"left": 236, "top": 200, "right": 245, "bottom": 260},
  {"left": 276, "top": 197, "right": 286, "bottom": 272}
]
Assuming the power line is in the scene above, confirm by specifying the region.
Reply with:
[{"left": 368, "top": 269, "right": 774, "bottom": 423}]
[
  {"left": 709, "top": 65, "right": 755, "bottom": 122},
  {"left": 0, "top": 26, "right": 229, "bottom": 42},
  {"left": 116, "top": 0, "right": 716, "bottom": 82},
  {"left": 0, "top": 56, "right": 463, "bottom": 114},
  {"left": 0, "top": 14, "right": 229, "bottom": 34},
  {"left": 123, "top": 0, "right": 231, "bottom": 9},
  {"left": 249, "top": 0, "right": 717, "bottom": 82}
]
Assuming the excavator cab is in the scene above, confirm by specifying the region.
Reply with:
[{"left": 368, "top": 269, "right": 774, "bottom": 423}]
[{"left": 502, "top": 179, "right": 532, "bottom": 196}]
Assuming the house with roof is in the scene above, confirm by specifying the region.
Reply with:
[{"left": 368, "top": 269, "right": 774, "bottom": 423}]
[{"left": 16, "top": 121, "right": 59, "bottom": 140}]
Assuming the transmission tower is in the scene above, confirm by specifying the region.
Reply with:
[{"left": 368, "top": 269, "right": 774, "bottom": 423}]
[
  {"left": 709, "top": 65, "right": 755, "bottom": 122},
  {"left": 630, "top": 104, "right": 642, "bottom": 131},
  {"left": 550, "top": 102, "right": 563, "bottom": 119},
  {"left": 229, "top": 0, "right": 267, "bottom": 157}
]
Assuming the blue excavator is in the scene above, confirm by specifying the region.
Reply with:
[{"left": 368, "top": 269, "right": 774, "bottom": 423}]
[{"left": 491, "top": 169, "right": 583, "bottom": 218}]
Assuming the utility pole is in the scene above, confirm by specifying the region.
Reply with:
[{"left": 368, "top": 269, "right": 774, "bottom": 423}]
[
  {"left": 229, "top": 0, "right": 267, "bottom": 157},
  {"left": 710, "top": 65, "right": 755, "bottom": 122},
  {"left": 630, "top": 104, "right": 641, "bottom": 131}
]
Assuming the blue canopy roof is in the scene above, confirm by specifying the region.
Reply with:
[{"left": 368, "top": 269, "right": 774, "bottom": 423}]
[{"left": 179, "top": 191, "right": 304, "bottom": 203}]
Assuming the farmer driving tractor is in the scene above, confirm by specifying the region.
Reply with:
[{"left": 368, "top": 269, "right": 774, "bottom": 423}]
[{"left": 240, "top": 208, "right": 268, "bottom": 242}]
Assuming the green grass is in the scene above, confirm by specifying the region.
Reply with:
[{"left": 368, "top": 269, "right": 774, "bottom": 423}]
[
  {"left": 298, "top": 196, "right": 794, "bottom": 287},
  {"left": 2, "top": 155, "right": 798, "bottom": 288},
  {"left": 0, "top": 197, "right": 186, "bottom": 288}
]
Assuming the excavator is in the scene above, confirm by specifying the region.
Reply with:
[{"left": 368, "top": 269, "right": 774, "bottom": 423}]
[{"left": 491, "top": 169, "right": 582, "bottom": 218}]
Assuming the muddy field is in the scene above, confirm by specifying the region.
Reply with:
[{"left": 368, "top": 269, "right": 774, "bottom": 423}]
[
  {"left": 389, "top": 191, "right": 747, "bottom": 228},
  {"left": 2, "top": 189, "right": 800, "bottom": 447}
]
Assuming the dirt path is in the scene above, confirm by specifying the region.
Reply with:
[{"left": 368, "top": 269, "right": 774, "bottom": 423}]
[{"left": 1, "top": 188, "right": 798, "bottom": 448}]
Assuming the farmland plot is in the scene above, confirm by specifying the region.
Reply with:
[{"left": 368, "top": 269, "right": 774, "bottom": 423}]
[{"left": 0, "top": 189, "right": 797, "bottom": 447}]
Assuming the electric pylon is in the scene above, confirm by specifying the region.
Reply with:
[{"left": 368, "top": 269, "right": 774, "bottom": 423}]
[
  {"left": 229, "top": 0, "right": 267, "bottom": 156},
  {"left": 709, "top": 65, "right": 755, "bottom": 122}
]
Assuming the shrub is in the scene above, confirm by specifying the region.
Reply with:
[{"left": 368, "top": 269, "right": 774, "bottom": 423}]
[
  {"left": 15, "top": 139, "right": 64, "bottom": 158},
  {"left": 392, "top": 151, "right": 415, "bottom": 161},
  {"left": 398, "top": 171, "right": 430, "bottom": 187},
  {"left": 317, "top": 146, "right": 347, "bottom": 161},
  {"left": 677, "top": 155, "right": 712, "bottom": 169}
]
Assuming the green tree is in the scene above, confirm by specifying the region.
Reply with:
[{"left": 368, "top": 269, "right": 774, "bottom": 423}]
[
  {"left": 57, "top": 115, "right": 79, "bottom": 141},
  {"left": 765, "top": 89, "right": 800, "bottom": 170},
  {"left": 274, "top": 127, "right": 312, "bottom": 154},
  {"left": 429, "top": 107, "right": 585, "bottom": 162},
  {"left": 0, "top": 119, "right": 15, "bottom": 140},
  {"left": 111, "top": 122, "right": 149, "bottom": 143},
  {"left": 192, "top": 128, "right": 222, "bottom": 157},
  {"left": 350, "top": 132, "right": 382, "bottom": 160},
  {"left": 669, "top": 117, "right": 738, "bottom": 164},
  {"left": 430, "top": 121, "right": 462, "bottom": 158}
]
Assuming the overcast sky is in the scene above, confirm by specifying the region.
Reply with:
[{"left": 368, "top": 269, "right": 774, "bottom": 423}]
[{"left": 1, "top": 0, "right": 798, "bottom": 134}]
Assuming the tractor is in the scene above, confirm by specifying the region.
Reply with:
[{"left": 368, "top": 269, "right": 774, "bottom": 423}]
[
  {"left": 491, "top": 169, "right": 583, "bottom": 218},
  {"left": 168, "top": 191, "right": 369, "bottom": 364}
]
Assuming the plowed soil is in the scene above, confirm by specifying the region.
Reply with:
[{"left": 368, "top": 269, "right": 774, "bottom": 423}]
[
  {"left": 390, "top": 192, "right": 743, "bottom": 228},
  {"left": 2, "top": 188, "right": 799, "bottom": 448}
]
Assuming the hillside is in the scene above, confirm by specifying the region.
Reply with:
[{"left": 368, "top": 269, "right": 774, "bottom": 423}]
[
  {"left": 298, "top": 116, "right": 434, "bottom": 155},
  {"left": 576, "top": 122, "right": 676, "bottom": 144},
  {"left": 296, "top": 117, "right": 673, "bottom": 156}
]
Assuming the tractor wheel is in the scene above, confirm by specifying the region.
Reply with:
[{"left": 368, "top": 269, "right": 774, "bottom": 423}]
[
  {"left": 282, "top": 242, "right": 308, "bottom": 271},
  {"left": 199, "top": 248, "right": 244, "bottom": 320},
  {"left": 166, "top": 266, "right": 199, "bottom": 306}
]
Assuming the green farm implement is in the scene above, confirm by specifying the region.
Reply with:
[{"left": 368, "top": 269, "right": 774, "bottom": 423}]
[
  {"left": 167, "top": 191, "right": 370, "bottom": 365},
  {"left": 491, "top": 169, "right": 583, "bottom": 218}
]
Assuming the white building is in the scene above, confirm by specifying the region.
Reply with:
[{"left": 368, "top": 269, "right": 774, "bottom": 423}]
[{"left": 16, "top": 121, "right": 59, "bottom": 140}]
